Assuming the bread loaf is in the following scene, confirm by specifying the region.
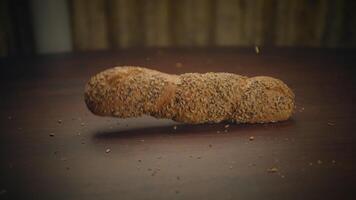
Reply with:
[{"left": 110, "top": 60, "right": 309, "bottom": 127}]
[{"left": 84, "top": 66, "right": 295, "bottom": 124}]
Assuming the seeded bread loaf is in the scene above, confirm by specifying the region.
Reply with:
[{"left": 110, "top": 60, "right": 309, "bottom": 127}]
[{"left": 84, "top": 66, "right": 295, "bottom": 124}]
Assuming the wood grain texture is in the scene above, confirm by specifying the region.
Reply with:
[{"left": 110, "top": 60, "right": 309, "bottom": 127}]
[
  {"left": 2, "top": 0, "right": 356, "bottom": 55},
  {"left": 66, "top": 0, "right": 356, "bottom": 49},
  {"left": 0, "top": 0, "right": 34, "bottom": 57},
  {"left": 71, "top": 0, "right": 109, "bottom": 50},
  {"left": 143, "top": 0, "right": 171, "bottom": 47},
  {"left": 0, "top": 48, "right": 355, "bottom": 199},
  {"left": 108, "top": 0, "right": 144, "bottom": 48}
]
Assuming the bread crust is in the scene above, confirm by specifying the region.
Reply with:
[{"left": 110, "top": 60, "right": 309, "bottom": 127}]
[{"left": 85, "top": 66, "right": 295, "bottom": 124}]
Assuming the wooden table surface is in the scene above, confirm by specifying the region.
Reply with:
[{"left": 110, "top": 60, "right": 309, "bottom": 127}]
[{"left": 0, "top": 48, "right": 355, "bottom": 200}]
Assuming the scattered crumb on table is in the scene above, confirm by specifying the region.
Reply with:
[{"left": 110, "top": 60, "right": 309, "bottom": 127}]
[{"left": 267, "top": 167, "right": 278, "bottom": 173}]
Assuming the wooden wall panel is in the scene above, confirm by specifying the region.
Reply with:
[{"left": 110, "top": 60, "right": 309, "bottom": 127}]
[
  {"left": 143, "top": 0, "right": 171, "bottom": 47},
  {"left": 0, "top": 0, "right": 34, "bottom": 57},
  {"left": 71, "top": 0, "right": 109, "bottom": 50},
  {"left": 215, "top": 0, "right": 247, "bottom": 46},
  {"left": 108, "top": 0, "right": 144, "bottom": 48},
  {"left": 171, "top": 0, "right": 215, "bottom": 46},
  {"left": 66, "top": 0, "right": 356, "bottom": 50}
]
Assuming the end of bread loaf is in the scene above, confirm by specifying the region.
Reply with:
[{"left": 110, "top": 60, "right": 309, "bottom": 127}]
[{"left": 84, "top": 66, "right": 295, "bottom": 124}]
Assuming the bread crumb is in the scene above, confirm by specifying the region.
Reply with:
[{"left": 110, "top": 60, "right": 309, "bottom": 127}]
[
  {"left": 208, "top": 144, "right": 212, "bottom": 148},
  {"left": 175, "top": 62, "right": 183, "bottom": 68},
  {"left": 224, "top": 124, "right": 230, "bottom": 128},
  {"left": 317, "top": 160, "right": 322, "bottom": 164},
  {"left": 49, "top": 133, "right": 55, "bottom": 137},
  {"left": 327, "top": 122, "right": 335, "bottom": 126},
  {"left": 249, "top": 136, "right": 254, "bottom": 141},
  {"left": 57, "top": 120, "right": 62, "bottom": 124},
  {"left": 105, "top": 148, "right": 111, "bottom": 153},
  {"left": 267, "top": 167, "right": 278, "bottom": 173},
  {"left": 254, "top": 46, "right": 260, "bottom": 54},
  {"left": 173, "top": 125, "right": 177, "bottom": 130},
  {"left": 332, "top": 160, "right": 336, "bottom": 164}
]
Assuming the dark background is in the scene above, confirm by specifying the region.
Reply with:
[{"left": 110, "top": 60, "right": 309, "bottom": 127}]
[{"left": 1, "top": 0, "right": 356, "bottom": 57}]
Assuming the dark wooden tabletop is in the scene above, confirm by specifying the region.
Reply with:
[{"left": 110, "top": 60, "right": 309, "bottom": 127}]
[{"left": 0, "top": 48, "right": 355, "bottom": 200}]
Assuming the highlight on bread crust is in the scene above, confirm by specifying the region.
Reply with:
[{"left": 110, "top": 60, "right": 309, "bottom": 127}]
[{"left": 84, "top": 66, "right": 295, "bottom": 124}]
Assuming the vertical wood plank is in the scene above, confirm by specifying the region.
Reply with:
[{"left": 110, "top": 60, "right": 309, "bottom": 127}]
[
  {"left": 108, "top": 0, "right": 144, "bottom": 48},
  {"left": 215, "top": 0, "right": 247, "bottom": 46},
  {"left": 323, "top": 0, "right": 346, "bottom": 47},
  {"left": 276, "top": 0, "right": 328, "bottom": 47},
  {"left": 71, "top": 0, "right": 109, "bottom": 51},
  {"left": 171, "top": 0, "right": 214, "bottom": 46},
  {"left": 342, "top": 1, "right": 356, "bottom": 46},
  {"left": 0, "top": 0, "right": 10, "bottom": 56},
  {"left": 143, "top": 0, "right": 171, "bottom": 47},
  {"left": 244, "top": 0, "right": 264, "bottom": 45}
]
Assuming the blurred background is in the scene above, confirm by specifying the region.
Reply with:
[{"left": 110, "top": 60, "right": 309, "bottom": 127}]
[{"left": 1, "top": 0, "right": 356, "bottom": 57}]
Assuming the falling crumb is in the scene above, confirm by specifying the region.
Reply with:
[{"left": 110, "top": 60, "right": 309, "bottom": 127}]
[
  {"left": 105, "top": 148, "right": 111, "bottom": 153},
  {"left": 140, "top": 139, "right": 145, "bottom": 142},
  {"left": 208, "top": 144, "right": 212, "bottom": 148},
  {"left": 176, "top": 176, "right": 180, "bottom": 180},
  {"left": 254, "top": 46, "right": 260, "bottom": 54},
  {"left": 249, "top": 136, "right": 254, "bottom": 141},
  {"left": 309, "top": 162, "right": 313, "bottom": 166},
  {"left": 224, "top": 129, "right": 228, "bottom": 133},
  {"left": 299, "top": 107, "right": 305, "bottom": 112},
  {"left": 317, "top": 160, "right": 322, "bottom": 164},
  {"left": 77, "top": 132, "right": 81, "bottom": 136},
  {"left": 49, "top": 133, "right": 55, "bottom": 137},
  {"left": 224, "top": 124, "right": 230, "bottom": 128},
  {"left": 57, "top": 120, "right": 62, "bottom": 124},
  {"left": 217, "top": 131, "right": 220, "bottom": 134},
  {"left": 280, "top": 175, "right": 285, "bottom": 178},
  {"left": 80, "top": 122, "right": 85, "bottom": 126},
  {"left": 175, "top": 62, "right": 183, "bottom": 68},
  {"left": 229, "top": 166, "right": 233, "bottom": 169},
  {"left": 267, "top": 167, "right": 278, "bottom": 173},
  {"left": 332, "top": 160, "right": 336, "bottom": 164},
  {"left": 327, "top": 122, "right": 335, "bottom": 126},
  {"left": 173, "top": 125, "right": 177, "bottom": 130}
]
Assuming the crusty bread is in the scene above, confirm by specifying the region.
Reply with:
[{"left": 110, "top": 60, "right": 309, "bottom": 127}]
[{"left": 84, "top": 66, "right": 295, "bottom": 124}]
